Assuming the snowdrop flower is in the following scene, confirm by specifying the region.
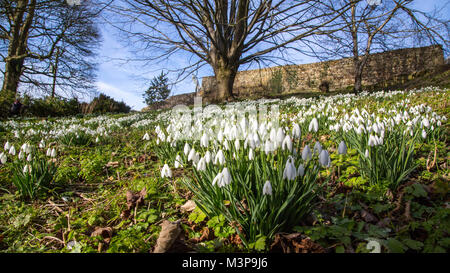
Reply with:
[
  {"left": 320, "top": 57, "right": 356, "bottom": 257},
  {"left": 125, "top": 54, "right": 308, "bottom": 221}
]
[
  {"left": 174, "top": 154, "right": 183, "bottom": 168},
  {"left": 27, "top": 154, "right": 32, "bottom": 162},
  {"left": 23, "top": 165, "right": 30, "bottom": 174},
  {"left": 8, "top": 145, "right": 15, "bottom": 156},
  {"left": 204, "top": 151, "right": 212, "bottom": 164},
  {"left": 200, "top": 133, "right": 209, "bottom": 147},
  {"left": 297, "top": 164, "right": 305, "bottom": 177},
  {"left": 338, "top": 141, "right": 347, "bottom": 155},
  {"left": 221, "top": 167, "right": 232, "bottom": 186},
  {"left": 248, "top": 148, "right": 254, "bottom": 160},
  {"left": 4, "top": 141, "right": 10, "bottom": 151},
  {"left": 263, "top": 181, "right": 272, "bottom": 196},
  {"left": 368, "top": 135, "right": 377, "bottom": 147},
  {"left": 212, "top": 168, "right": 232, "bottom": 187},
  {"left": 39, "top": 140, "right": 45, "bottom": 148},
  {"left": 212, "top": 171, "right": 224, "bottom": 187},
  {"left": 308, "top": 118, "right": 319, "bottom": 132},
  {"left": 422, "top": 118, "right": 430, "bottom": 128},
  {"left": 302, "top": 145, "right": 312, "bottom": 161},
  {"left": 184, "top": 143, "right": 190, "bottom": 156},
  {"left": 46, "top": 148, "right": 52, "bottom": 157},
  {"left": 188, "top": 147, "right": 196, "bottom": 162},
  {"left": 18, "top": 150, "right": 24, "bottom": 160},
  {"left": 421, "top": 129, "right": 427, "bottom": 139},
  {"left": 282, "top": 135, "right": 293, "bottom": 152},
  {"left": 283, "top": 158, "right": 297, "bottom": 181},
  {"left": 234, "top": 139, "right": 240, "bottom": 151},
  {"left": 50, "top": 148, "right": 57, "bottom": 158},
  {"left": 161, "top": 164, "right": 172, "bottom": 178},
  {"left": 196, "top": 157, "right": 206, "bottom": 171},
  {"left": 313, "top": 141, "right": 322, "bottom": 154},
  {"left": 276, "top": 127, "right": 285, "bottom": 147},
  {"left": 214, "top": 150, "right": 225, "bottom": 165},
  {"left": 264, "top": 139, "right": 274, "bottom": 155},
  {"left": 292, "top": 123, "right": 301, "bottom": 139},
  {"left": 319, "top": 150, "right": 331, "bottom": 167},
  {"left": 95, "top": 136, "right": 100, "bottom": 143},
  {"left": 0, "top": 152, "right": 6, "bottom": 164},
  {"left": 364, "top": 149, "right": 370, "bottom": 158}
]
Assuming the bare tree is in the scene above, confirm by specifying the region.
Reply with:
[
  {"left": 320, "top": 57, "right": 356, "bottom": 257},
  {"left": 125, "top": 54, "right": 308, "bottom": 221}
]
[
  {"left": 0, "top": 0, "right": 106, "bottom": 99},
  {"left": 303, "top": 0, "right": 449, "bottom": 94},
  {"left": 106, "top": 0, "right": 353, "bottom": 102}
]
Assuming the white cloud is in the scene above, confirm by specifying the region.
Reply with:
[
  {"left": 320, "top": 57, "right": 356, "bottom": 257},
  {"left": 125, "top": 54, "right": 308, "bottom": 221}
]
[{"left": 96, "top": 81, "right": 146, "bottom": 111}]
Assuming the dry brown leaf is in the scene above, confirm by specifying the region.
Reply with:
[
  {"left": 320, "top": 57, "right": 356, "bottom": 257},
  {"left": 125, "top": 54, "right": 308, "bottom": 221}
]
[
  {"left": 270, "top": 233, "right": 325, "bottom": 253},
  {"left": 153, "top": 220, "right": 182, "bottom": 253},
  {"left": 91, "top": 227, "right": 113, "bottom": 244},
  {"left": 180, "top": 200, "right": 196, "bottom": 213}
]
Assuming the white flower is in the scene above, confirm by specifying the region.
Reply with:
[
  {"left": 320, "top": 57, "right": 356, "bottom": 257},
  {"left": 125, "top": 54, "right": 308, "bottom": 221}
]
[
  {"left": 422, "top": 118, "right": 430, "bottom": 128},
  {"left": 188, "top": 147, "right": 196, "bottom": 162},
  {"left": 161, "top": 164, "right": 172, "bottom": 178},
  {"left": 212, "top": 168, "right": 232, "bottom": 187},
  {"left": 196, "top": 157, "right": 206, "bottom": 171},
  {"left": 18, "top": 150, "right": 25, "bottom": 160},
  {"left": 282, "top": 135, "right": 293, "bottom": 152},
  {"left": 368, "top": 135, "right": 377, "bottom": 147},
  {"left": 276, "top": 127, "right": 285, "bottom": 147},
  {"left": 365, "top": 149, "right": 370, "bottom": 158},
  {"left": 292, "top": 123, "right": 301, "bottom": 139},
  {"left": 421, "top": 129, "right": 427, "bottom": 139},
  {"left": 308, "top": 118, "right": 319, "bottom": 132},
  {"left": 23, "top": 165, "right": 29, "bottom": 174},
  {"left": 283, "top": 158, "right": 297, "bottom": 181},
  {"left": 338, "top": 141, "right": 347, "bottom": 155},
  {"left": 46, "top": 148, "right": 52, "bottom": 157},
  {"left": 263, "top": 181, "right": 272, "bottom": 196},
  {"left": 214, "top": 150, "right": 225, "bottom": 165},
  {"left": 0, "top": 152, "right": 6, "bottom": 164},
  {"left": 200, "top": 133, "right": 209, "bottom": 147},
  {"left": 4, "top": 141, "right": 10, "bottom": 151},
  {"left": 314, "top": 141, "right": 322, "bottom": 154},
  {"left": 95, "top": 136, "right": 100, "bottom": 143},
  {"left": 297, "top": 164, "right": 305, "bottom": 177},
  {"left": 221, "top": 167, "right": 232, "bottom": 186},
  {"left": 204, "top": 151, "right": 212, "bottom": 164},
  {"left": 264, "top": 139, "right": 274, "bottom": 155},
  {"left": 51, "top": 148, "right": 57, "bottom": 158},
  {"left": 8, "top": 145, "right": 16, "bottom": 156},
  {"left": 184, "top": 143, "right": 190, "bottom": 156},
  {"left": 174, "top": 154, "right": 183, "bottom": 168},
  {"left": 319, "top": 150, "right": 331, "bottom": 167},
  {"left": 39, "top": 140, "right": 45, "bottom": 148},
  {"left": 248, "top": 148, "right": 254, "bottom": 160},
  {"left": 26, "top": 154, "right": 32, "bottom": 162},
  {"left": 302, "top": 145, "right": 312, "bottom": 161},
  {"left": 234, "top": 139, "right": 240, "bottom": 151}
]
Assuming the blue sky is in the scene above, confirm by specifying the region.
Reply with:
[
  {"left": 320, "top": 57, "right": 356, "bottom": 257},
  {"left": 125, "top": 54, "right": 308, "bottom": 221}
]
[{"left": 95, "top": 0, "right": 449, "bottom": 110}]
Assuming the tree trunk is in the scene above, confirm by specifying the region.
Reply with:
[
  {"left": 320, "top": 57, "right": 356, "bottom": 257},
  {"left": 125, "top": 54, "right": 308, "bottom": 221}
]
[
  {"left": 214, "top": 66, "right": 237, "bottom": 102},
  {"left": 353, "top": 61, "right": 363, "bottom": 95},
  {"left": 1, "top": 58, "right": 25, "bottom": 96}
]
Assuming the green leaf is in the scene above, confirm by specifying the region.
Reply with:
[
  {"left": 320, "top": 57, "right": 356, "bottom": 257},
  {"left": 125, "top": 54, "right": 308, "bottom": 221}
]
[
  {"left": 402, "top": 239, "right": 423, "bottom": 250},
  {"left": 387, "top": 238, "right": 407, "bottom": 253},
  {"left": 335, "top": 245, "right": 346, "bottom": 253}
]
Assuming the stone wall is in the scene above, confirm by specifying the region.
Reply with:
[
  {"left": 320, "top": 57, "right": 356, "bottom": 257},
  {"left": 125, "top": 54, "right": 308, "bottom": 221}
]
[
  {"left": 141, "top": 92, "right": 196, "bottom": 111},
  {"left": 199, "top": 45, "right": 444, "bottom": 100}
]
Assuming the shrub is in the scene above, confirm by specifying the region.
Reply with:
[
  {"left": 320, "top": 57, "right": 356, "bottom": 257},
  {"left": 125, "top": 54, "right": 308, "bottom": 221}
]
[{"left": 81, "top": 93, "right": 131, "bottom": 114}]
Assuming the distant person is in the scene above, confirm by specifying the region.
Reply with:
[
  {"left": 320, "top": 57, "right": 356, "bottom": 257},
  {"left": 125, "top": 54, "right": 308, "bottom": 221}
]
[{"left": 10, "top": 99, "right": 22, "bottom": 116}]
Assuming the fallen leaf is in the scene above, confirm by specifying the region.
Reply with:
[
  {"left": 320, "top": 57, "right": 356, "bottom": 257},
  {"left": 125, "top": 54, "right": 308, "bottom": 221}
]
[
  {"left": 126, "top": 187, "right": 147, "bottom": 210},
  {"left": 270, "top": 233, "right": 326, "bottom": 253},
  {"left": 180, "top": 200, "right": 196, "bottom": 213},
  {"left": 153, "top": 220, "right": 182, "bottom": 253},
  {"left": 91, "top": 227, "right": 113, "bottom": 244}
]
